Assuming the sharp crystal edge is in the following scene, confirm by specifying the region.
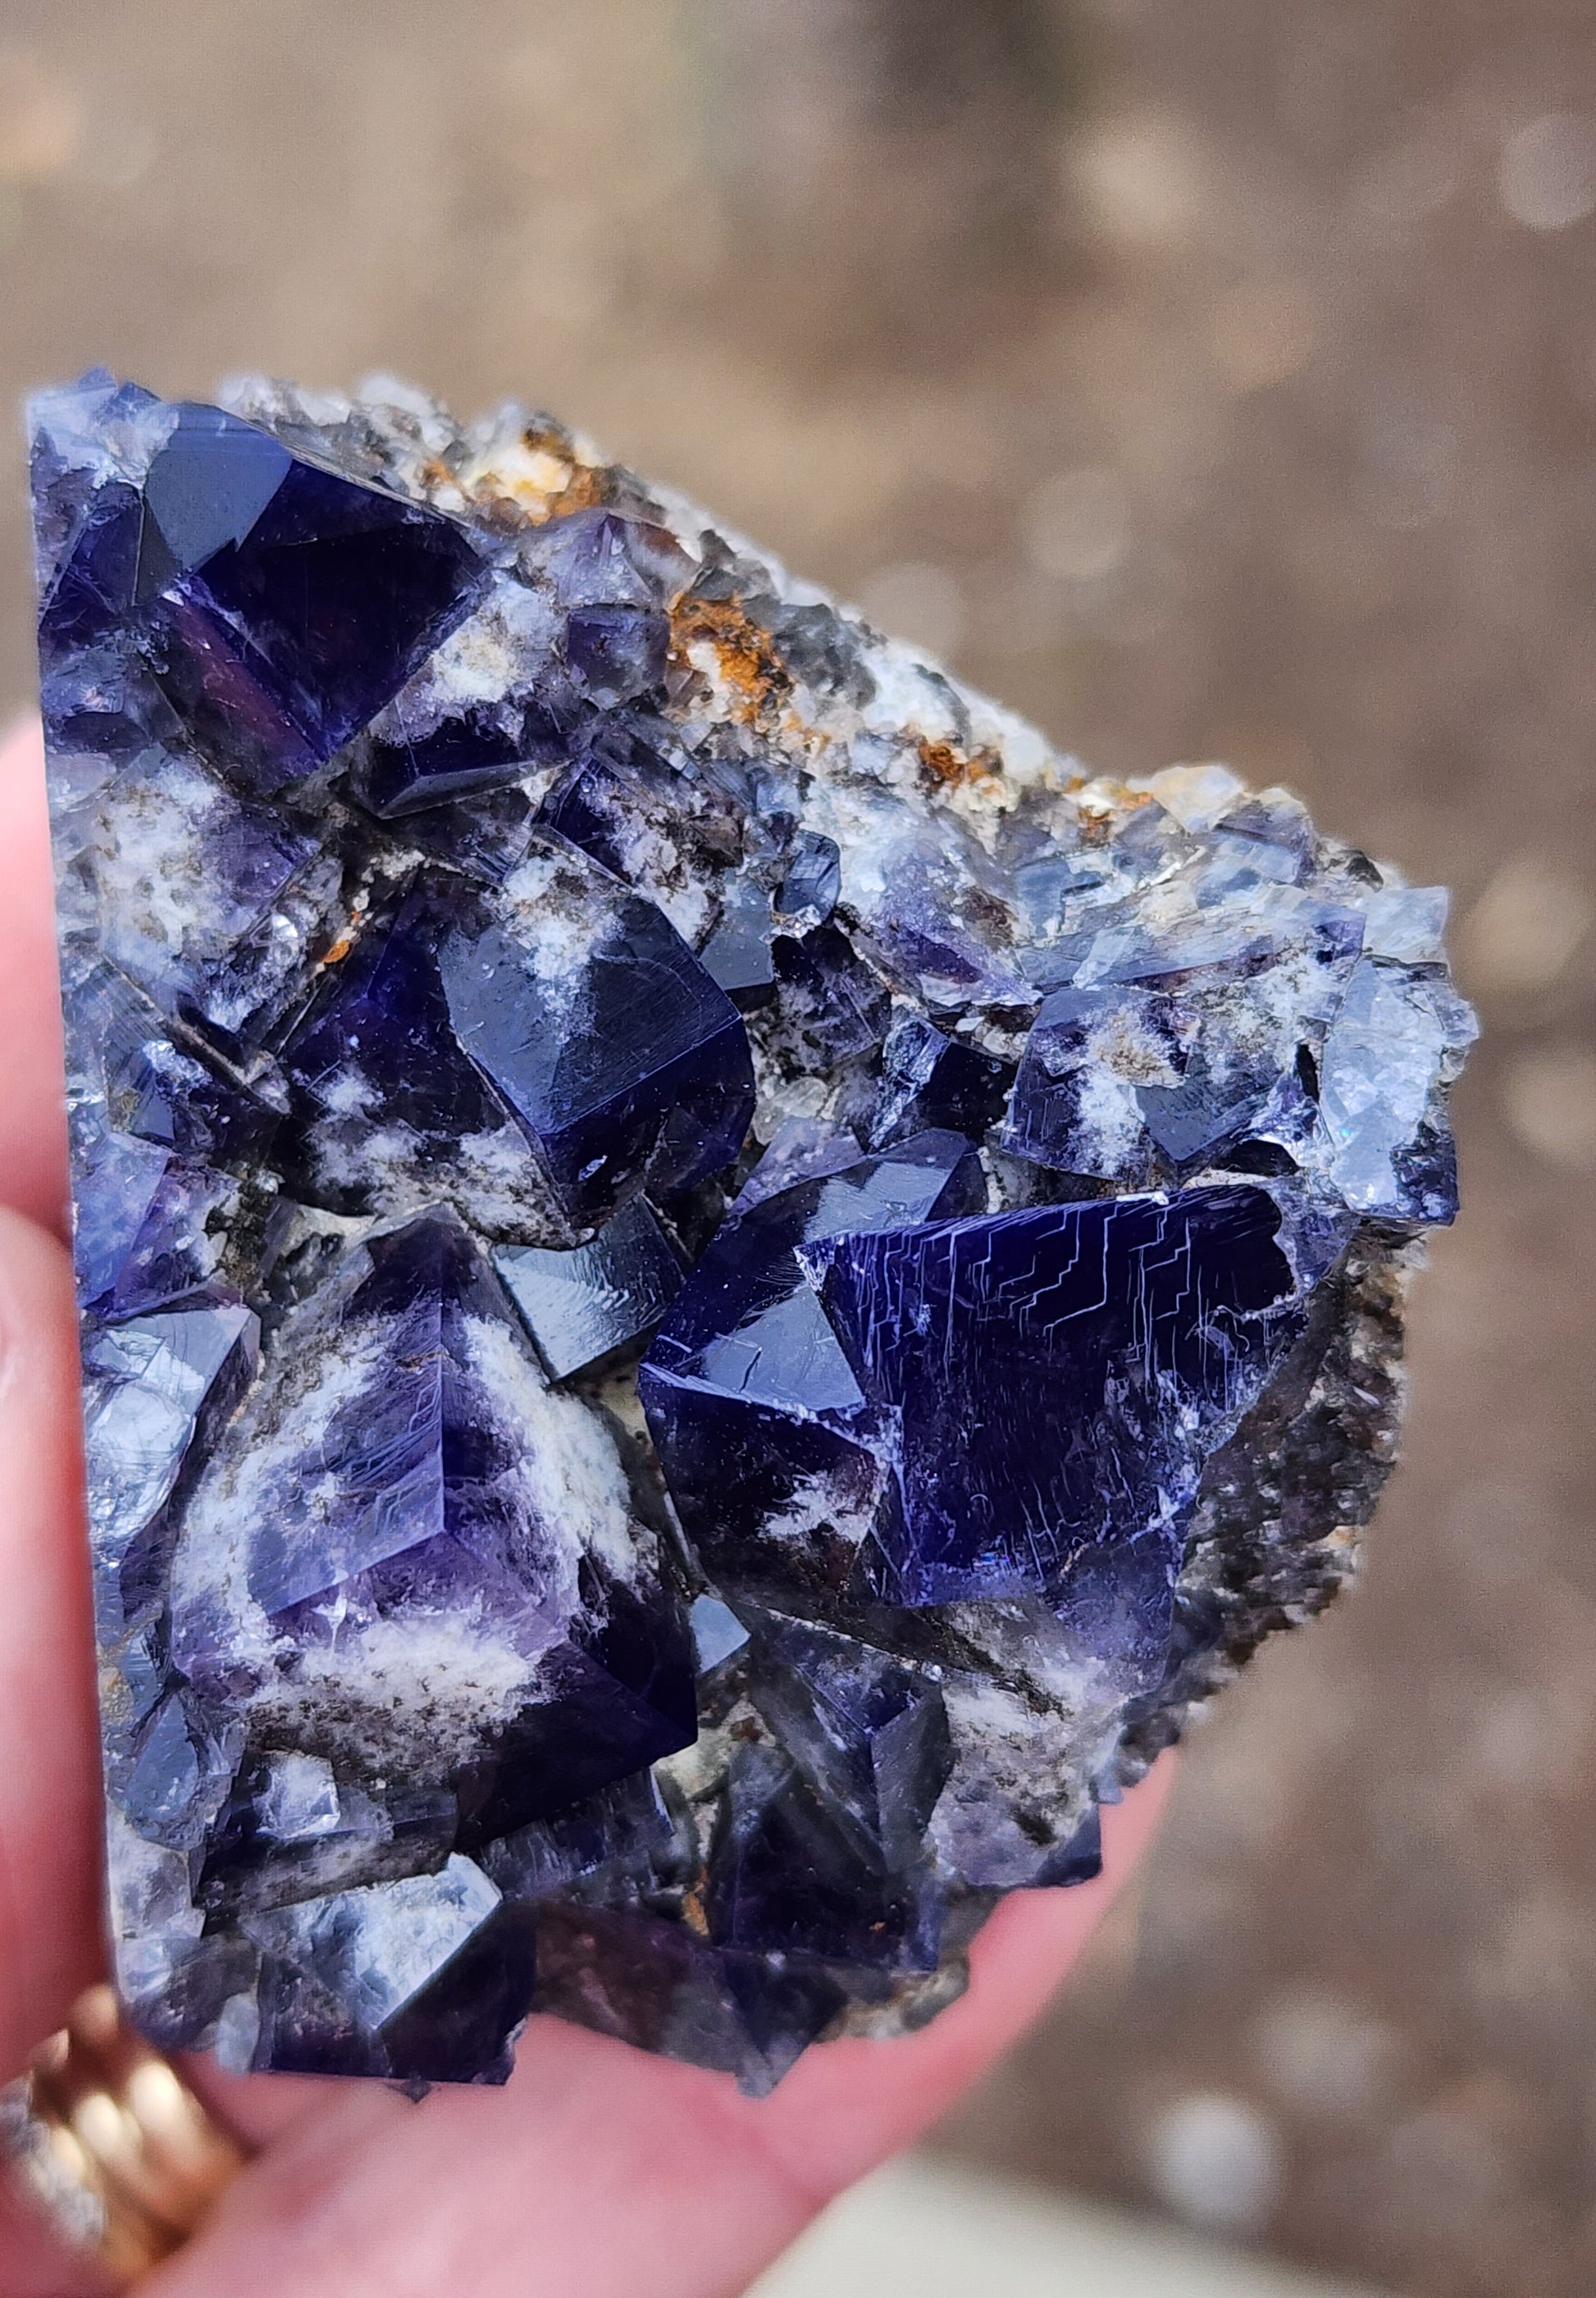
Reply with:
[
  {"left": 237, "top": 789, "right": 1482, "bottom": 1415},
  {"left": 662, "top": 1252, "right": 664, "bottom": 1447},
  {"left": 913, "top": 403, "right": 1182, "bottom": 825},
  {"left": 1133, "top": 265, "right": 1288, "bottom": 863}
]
[{"left": 32, "top": 368, "right": 1477, "bottom": 2091}]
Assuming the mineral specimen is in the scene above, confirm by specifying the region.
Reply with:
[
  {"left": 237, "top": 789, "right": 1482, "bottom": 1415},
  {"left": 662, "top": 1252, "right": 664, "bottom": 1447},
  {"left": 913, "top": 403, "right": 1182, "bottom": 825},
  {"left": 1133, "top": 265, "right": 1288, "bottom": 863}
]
[{"left": 34, "top": 368, "right": 1476, "bottom": 2091}]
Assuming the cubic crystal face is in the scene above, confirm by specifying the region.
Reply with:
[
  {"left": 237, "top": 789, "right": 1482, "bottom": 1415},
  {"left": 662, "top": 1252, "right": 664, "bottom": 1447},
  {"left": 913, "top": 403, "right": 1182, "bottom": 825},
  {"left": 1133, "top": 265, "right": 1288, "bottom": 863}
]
[{"left": 35, "top": 370, "right": 1475, "bottom": 2090}]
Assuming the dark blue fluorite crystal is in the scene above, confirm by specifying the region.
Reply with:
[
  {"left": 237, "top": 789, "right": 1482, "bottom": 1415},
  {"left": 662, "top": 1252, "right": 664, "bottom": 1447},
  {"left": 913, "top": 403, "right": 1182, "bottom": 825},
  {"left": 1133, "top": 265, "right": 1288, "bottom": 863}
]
[
  {"left": 37, "top": 373, "right": 1472, "bottom": 2091},
  {"left": 806, "top": 1188, "right": 1306, "bottom": 1603},
  {"left": 84, "top": 1284, "right": 259, "bottom": 1628},
  {"left": 168, "top": 1209, "right": 696, "bottom": 1820},
  {"left": 353, "top": 701, "right": 529, "bottom": 820},
  {"left": 742, "top": 1611, "right": 953, "bottom": 1874},
  {"left": 709, "top": 1744, "right": 942, "bottom": 1971},
  {"left": 72, "top": 1132, "right": 235, "bottom": 1320},
  {"left": 495, "top": 1195, "right": 686, "bottom": 1382},
  {"left": 435, "top": 849, "right": 755, "bottom": 1220},
  {"left": 870, "top": 1010, "right": 1012, "bottom": 1148},
  {"left": 36, "top": 384, "right": 486, "bottom": 790},
  {"left": 642, "top": 1165, "right": 1313, "bottom": 1611}
]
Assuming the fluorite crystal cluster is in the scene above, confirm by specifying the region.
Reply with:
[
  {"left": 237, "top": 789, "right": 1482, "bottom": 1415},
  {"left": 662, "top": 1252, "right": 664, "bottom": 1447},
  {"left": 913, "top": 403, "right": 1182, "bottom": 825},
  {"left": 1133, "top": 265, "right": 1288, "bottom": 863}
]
[{"left": 33, "top": 370, "right": 1475, "bottom": 2091}]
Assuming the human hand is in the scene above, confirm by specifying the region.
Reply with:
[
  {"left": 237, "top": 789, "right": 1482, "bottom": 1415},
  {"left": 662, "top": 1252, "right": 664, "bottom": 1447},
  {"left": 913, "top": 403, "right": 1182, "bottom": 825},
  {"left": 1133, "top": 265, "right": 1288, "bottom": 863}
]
[{"left": 0, "top": 716, "right": 1169, "bottom": 2298}]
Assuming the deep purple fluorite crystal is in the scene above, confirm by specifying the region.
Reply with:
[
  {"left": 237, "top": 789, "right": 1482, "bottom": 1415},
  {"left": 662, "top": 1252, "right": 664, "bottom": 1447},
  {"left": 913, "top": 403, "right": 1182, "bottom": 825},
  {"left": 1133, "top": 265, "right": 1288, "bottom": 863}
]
[{"left": 35, "top": 370, "right": 1474, "bottom": 2090}]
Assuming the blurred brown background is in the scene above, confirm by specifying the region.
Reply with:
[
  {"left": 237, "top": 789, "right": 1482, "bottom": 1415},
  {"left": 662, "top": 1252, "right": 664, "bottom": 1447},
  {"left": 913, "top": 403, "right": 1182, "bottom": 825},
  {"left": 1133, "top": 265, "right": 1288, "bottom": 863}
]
[{"left": 2, "top": 2, "right": 1594, "bottom": 2291}]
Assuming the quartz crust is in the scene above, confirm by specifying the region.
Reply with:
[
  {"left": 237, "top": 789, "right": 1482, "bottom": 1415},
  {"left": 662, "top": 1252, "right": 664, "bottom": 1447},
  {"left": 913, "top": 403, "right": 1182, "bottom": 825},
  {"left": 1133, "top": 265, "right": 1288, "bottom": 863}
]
[{"left": 34, "top": 370, "right": 1475, "bottom": 2088}]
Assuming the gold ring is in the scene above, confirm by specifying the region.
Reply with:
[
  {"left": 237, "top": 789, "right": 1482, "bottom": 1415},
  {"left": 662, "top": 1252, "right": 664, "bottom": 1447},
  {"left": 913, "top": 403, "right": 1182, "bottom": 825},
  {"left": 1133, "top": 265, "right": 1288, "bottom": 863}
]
[{"left": 2, "top": 1984, "right": 248, "bottom": 2285}]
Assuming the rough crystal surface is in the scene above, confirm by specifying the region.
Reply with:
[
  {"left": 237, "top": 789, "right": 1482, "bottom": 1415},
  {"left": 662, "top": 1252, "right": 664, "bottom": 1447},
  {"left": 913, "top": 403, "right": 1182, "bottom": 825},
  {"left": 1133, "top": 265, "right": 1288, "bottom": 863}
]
[{"left": 34, "top": 369, "right": 1475, "bottom": 2090}]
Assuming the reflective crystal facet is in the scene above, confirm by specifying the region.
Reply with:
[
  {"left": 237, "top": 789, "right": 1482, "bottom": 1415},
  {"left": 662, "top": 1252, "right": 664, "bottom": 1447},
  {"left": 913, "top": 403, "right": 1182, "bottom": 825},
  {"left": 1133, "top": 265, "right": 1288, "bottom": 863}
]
[{"left": 37, "top": 372, "right": 1472, "bottom": 2090}]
